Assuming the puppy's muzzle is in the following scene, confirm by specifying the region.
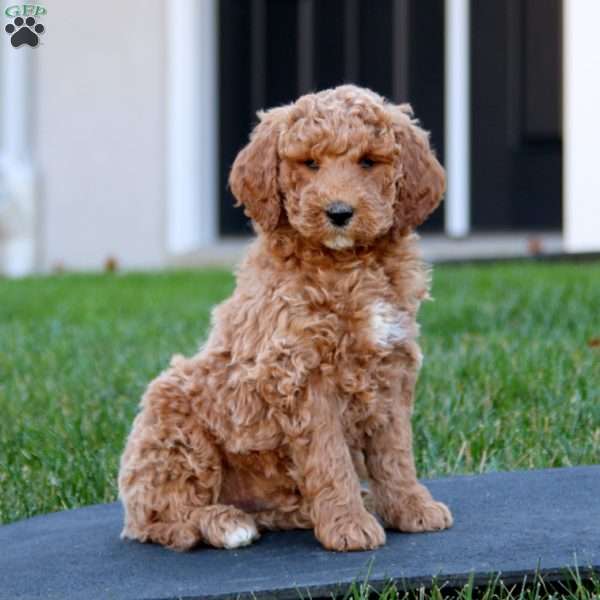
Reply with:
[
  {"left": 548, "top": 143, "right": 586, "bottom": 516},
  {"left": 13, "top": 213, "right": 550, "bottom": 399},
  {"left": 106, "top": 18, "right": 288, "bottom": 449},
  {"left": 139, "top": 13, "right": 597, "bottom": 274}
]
[{"left": 325, "top": 201, "right": 354, "bottom": 227}]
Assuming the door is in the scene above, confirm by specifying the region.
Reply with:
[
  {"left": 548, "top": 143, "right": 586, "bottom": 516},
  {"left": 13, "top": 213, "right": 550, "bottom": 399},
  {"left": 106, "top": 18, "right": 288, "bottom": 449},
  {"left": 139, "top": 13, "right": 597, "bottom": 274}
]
[
  {"left": 218, "top": 0, "right": 446, "bottom": 236},
  {"left": 471, "top": 0, "right": 562, "bottom": 230}
]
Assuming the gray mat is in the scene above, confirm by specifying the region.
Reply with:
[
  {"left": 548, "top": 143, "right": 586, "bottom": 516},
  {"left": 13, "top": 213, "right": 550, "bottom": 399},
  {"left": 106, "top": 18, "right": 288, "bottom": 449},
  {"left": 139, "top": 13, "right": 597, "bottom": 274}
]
[{"left": 1, "top": 466, "right": 599, "bottom": 600}]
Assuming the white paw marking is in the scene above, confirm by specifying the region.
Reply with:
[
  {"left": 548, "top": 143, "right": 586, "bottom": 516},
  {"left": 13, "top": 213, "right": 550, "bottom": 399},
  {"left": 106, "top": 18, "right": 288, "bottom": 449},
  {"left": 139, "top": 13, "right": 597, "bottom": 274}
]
[
  {"left": 370, "top": 301, "right": 414, "bottom": 348},
  {"left": 324, "top": 235, "right": 354, "bottom": 250},
  {"left": 223, "top": 524, "right": 259, "bottom": 549}
]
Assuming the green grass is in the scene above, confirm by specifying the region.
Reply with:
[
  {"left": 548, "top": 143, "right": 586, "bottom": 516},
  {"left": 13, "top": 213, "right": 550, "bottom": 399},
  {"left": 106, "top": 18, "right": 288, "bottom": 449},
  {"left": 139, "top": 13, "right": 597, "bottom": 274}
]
[
  {"left": 1, "top": 261, "right": 599, "bottom": 529},
  {"left": 341, "top": 567, "right": 600, "bottom": 600}
]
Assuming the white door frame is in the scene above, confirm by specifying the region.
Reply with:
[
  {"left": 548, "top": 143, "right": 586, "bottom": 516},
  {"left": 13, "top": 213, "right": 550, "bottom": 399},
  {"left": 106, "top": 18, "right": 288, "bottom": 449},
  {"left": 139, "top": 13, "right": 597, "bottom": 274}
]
[
  {"left": 563, "top": 0, "right": 600, "bottom": 252},
  {"left": 444, "top": 0, "right": 471, "bottom": 238},
  {"left": 166, "top": 0, "right": 218, "bottom": 255}
]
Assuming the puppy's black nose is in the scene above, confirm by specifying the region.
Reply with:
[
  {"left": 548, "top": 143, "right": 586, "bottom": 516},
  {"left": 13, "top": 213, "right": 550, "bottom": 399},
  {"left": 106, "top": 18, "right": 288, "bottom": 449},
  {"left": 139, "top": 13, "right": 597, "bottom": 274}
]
[{"left": 325, "top": 201, "right": 354, "bottom": 227}]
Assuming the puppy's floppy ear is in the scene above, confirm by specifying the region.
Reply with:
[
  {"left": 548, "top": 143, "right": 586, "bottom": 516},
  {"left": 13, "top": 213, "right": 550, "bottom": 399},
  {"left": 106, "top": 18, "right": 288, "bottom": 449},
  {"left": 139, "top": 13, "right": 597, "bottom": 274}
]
[
  {"left": 389, "top": 103, "right": 445, "bottom": 233},
  {"left": 229, "top": 107, "right": 288, "bottom": 232}
]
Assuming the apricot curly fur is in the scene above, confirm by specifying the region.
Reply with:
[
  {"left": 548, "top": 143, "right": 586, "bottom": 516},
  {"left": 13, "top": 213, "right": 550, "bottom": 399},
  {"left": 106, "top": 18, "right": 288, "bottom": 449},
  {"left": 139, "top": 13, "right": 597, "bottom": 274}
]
[{"left": 118, "top": 85, "right": 452, "bottom": 552}]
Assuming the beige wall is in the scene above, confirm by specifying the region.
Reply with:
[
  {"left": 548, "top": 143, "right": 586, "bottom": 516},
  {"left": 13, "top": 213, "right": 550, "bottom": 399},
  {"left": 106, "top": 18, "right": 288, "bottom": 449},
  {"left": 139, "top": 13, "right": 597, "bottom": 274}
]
[{"left": 36, "top": 0, "right": 166, "bottom": 271}]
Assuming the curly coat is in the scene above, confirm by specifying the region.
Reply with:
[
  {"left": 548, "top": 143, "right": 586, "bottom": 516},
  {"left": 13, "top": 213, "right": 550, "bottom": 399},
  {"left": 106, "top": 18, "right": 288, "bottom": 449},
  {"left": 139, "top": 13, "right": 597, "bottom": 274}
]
[{"left": 118, "top": 85, "right": 452, "bottom": 552}]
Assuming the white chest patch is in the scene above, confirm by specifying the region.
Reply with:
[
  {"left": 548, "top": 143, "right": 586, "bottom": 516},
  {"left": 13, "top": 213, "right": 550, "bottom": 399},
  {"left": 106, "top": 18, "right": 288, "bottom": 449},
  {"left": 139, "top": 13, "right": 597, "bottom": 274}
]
[{"left": 370, "top": 301, "right": 413, "bottom": 348}]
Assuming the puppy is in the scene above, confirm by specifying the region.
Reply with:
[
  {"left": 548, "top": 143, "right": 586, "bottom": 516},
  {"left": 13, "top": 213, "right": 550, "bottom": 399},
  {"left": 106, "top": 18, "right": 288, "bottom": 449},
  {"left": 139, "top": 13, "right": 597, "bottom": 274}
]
[{"left": 118, "top": 85, "right": 452, "bottom": 552}]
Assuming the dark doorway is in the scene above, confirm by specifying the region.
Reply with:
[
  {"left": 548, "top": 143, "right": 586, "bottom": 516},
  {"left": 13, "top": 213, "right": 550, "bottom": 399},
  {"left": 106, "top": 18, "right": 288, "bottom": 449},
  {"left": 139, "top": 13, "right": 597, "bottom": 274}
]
[
  {"left": 471, "top": 0, "right": 563, "bottom": 231},
  {"left": 218, "top": 0, "right": 446, "bottom": 236}
]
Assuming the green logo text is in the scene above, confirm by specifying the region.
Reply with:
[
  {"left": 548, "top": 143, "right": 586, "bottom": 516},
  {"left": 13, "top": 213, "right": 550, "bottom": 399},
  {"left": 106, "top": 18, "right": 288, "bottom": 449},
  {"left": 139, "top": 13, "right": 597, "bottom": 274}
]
[{"left": 5, "top": 4, "right": 47, "bottom": 18}]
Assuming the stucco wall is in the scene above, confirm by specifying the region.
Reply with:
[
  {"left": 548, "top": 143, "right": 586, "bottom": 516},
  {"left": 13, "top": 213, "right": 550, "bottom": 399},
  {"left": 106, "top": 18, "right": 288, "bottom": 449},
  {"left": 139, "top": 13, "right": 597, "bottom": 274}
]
[{"left": 35, "top": 0, "right": 166, "bottom": 271}]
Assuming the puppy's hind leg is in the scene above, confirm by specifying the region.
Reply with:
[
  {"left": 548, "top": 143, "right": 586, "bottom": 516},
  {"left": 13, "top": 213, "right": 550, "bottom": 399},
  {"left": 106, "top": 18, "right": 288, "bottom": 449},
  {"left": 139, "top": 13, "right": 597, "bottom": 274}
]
[
  {"left": 141, "top": 505, "right": 259, "bottom": 551},
  {"left": 118, "top": 368, "right": 259, "bottom": 551},
  {"left": 119, "top": 423, "right": 259, "bottom": 550}
]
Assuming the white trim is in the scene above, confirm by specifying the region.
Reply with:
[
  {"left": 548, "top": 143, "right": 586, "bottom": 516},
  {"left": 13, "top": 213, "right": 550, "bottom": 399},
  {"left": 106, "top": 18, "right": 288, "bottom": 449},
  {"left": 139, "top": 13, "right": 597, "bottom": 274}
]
[
  {"left": 563, "top": 0, "right": 600, "bottom": 253},
  {"left": 2, "top": 47, "right": 31, "bottom": 161},
  {"left": 0, "top": 39, "right": 36, "bottom": 276},
  {"left": 166, "top": 0, "right": 218, "bottom": 255},
  {"left": 444, "top": 0, "right": 470, "bottom": 238}
]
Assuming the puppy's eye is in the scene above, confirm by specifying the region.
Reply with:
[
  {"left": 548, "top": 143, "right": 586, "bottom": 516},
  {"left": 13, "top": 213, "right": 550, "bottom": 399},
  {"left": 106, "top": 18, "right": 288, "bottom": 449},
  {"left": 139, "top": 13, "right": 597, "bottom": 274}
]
[
  {"left": 303, "top": 159, "right": 319, "bottom": 170},
  {"left": 359, "top": 157, "right": 376, "bottom": 169}
]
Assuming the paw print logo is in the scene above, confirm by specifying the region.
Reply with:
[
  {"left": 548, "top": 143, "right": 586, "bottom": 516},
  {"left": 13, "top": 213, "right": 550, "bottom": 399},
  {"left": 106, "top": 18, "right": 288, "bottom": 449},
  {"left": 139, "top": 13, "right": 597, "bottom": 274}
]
[{"left": 5, "top": 16, "right": 45, "bottom": 48}]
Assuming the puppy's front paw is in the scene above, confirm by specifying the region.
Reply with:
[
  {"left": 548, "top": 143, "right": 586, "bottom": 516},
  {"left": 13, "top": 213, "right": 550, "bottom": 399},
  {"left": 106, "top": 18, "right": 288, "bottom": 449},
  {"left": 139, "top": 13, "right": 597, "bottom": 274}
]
[
  {"left": 389, "top": 495, "right": 453, "bottom": 533},
  {"left": 317, "top": 510, "right": 386, "bottom": 552}
]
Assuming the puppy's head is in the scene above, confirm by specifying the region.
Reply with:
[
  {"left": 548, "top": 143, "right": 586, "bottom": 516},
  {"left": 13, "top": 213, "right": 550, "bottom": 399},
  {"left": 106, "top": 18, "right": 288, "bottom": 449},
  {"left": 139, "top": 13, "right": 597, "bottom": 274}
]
[{"left": 229, "top": 85, "right": 445, "bottom": 248}]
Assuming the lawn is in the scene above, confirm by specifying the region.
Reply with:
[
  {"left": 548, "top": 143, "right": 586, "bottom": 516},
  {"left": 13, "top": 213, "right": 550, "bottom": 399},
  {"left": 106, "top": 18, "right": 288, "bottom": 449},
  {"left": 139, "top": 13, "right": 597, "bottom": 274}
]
[{"left": 1, "top": 261, "right": 599, "bottom": 529}]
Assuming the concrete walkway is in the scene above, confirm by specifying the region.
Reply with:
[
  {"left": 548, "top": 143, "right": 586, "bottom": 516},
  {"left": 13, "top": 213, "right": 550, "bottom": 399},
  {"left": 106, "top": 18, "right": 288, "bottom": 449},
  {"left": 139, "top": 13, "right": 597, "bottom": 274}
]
[
  {"left": 171, "top": 233, "right": 564, "bottom": 268},
  {"left": 0, "top": 466, "right": 598, "bottom": 600}
]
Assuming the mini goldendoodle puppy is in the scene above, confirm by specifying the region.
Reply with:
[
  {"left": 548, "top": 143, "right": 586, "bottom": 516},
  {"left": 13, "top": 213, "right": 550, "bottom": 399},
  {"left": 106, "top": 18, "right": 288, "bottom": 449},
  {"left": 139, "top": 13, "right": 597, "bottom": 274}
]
[{"left": 118, "top": 85, "right": 452, "bottom": 552}]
